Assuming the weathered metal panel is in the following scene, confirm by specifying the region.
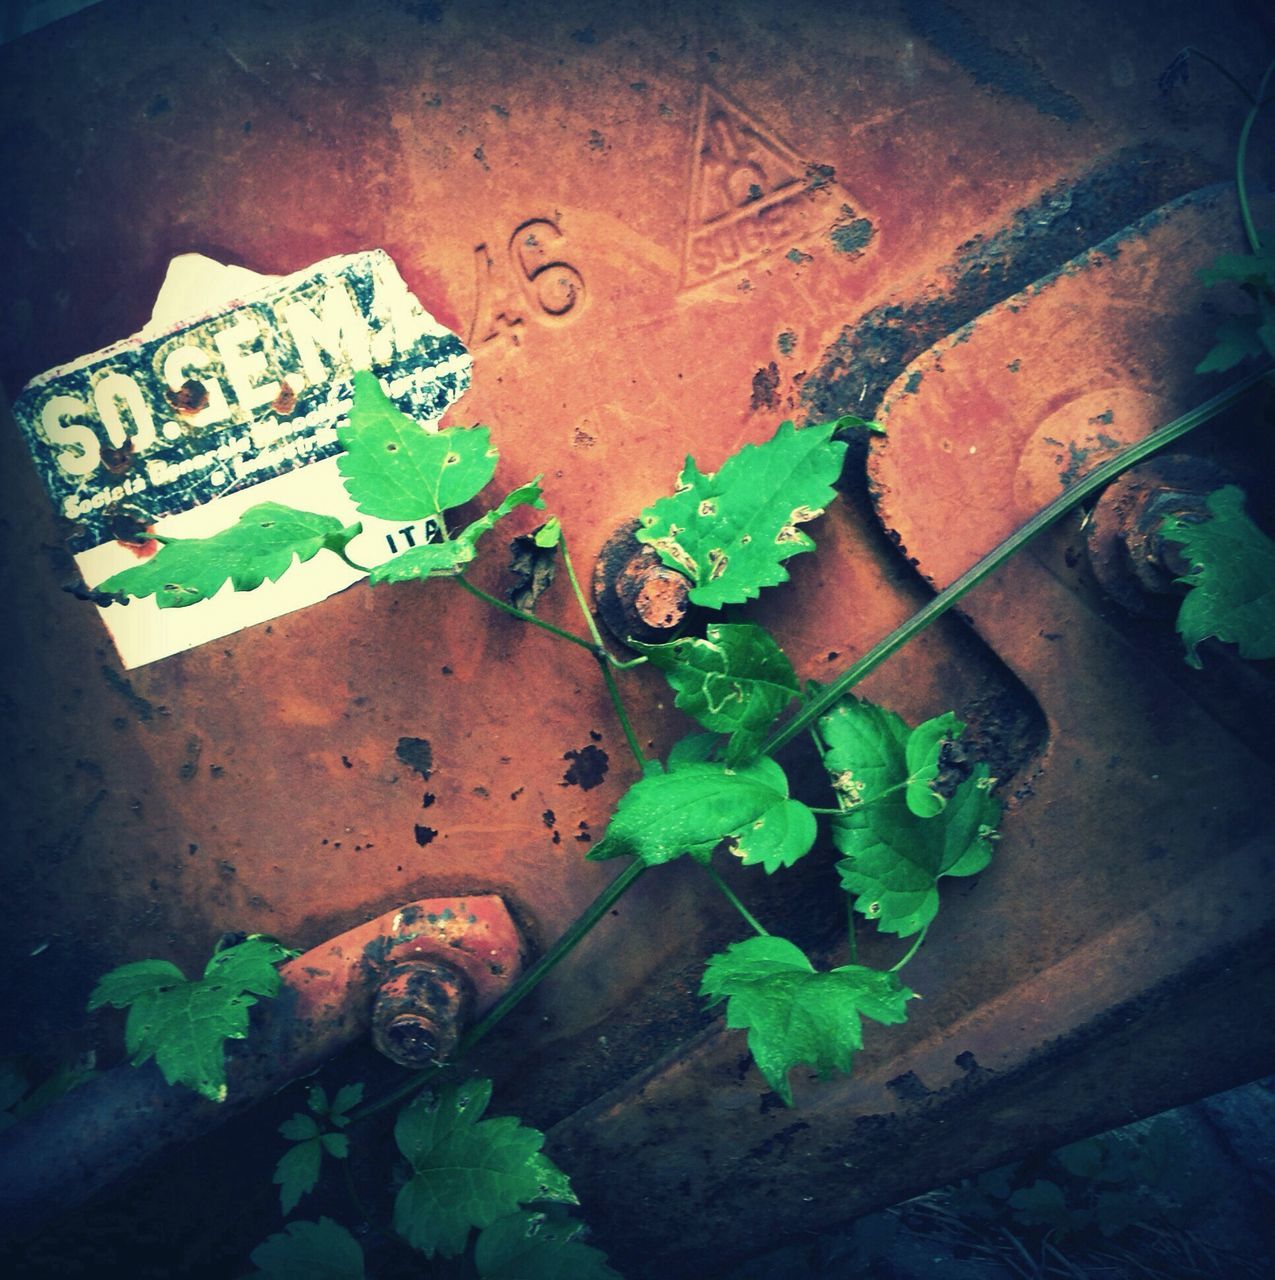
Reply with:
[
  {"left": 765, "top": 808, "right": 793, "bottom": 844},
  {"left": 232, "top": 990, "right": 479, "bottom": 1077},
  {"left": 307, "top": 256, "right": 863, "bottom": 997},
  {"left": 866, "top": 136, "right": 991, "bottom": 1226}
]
[{"left": 0, "top": 0, "right": 1272, "bottom": 1274}]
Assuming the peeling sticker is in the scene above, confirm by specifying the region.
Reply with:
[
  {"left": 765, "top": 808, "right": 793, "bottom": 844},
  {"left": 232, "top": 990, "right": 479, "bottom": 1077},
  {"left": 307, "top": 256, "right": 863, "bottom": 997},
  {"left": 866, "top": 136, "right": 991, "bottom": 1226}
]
[{"left": 13, "top": 249, "right": 471, "bottom": 668}]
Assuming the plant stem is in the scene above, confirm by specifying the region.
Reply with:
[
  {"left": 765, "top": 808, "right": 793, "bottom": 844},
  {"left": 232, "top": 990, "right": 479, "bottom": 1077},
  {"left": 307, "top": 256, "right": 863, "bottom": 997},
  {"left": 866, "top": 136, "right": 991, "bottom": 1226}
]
[
  {"left": 1180, "top": 47, "right": 1257, "bottom": 105},
  {"left": 559, "top": 534, "right": 648, "bottom": 766},
  {"left": 809, "top": 780, "right": 911, "bottom": 817},
  {"left": 889, "top": 926, "right": 929, "bottom": 973},
  {"left": 706, "top": 866, "right": 770, "bottom": 936},
  {"left": 1235, "top": 57, "right": 1275, "bottom": 255},
  {"left": 598, "top": 656, "right": 647, "bottom": 767},
  {"left": 335, "top": 548, "right": 374, "bottom": 575},
  {"left": 763, "top": 368, "right": 1271, "bottom": 756},
  {"left": 351, "top": 859, "right": 647, "bottom": 1123},
  {"left": 455, "top": 574, "right": 598, "bottom": 654}
]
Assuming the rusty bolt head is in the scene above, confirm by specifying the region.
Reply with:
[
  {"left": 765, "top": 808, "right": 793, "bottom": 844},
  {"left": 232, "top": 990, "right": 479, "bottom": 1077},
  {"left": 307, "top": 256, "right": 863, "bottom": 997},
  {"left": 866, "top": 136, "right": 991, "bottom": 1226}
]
[
  {"left": 371, "top": 960, "right": 471, "bottom": 1068},
  {"left": 592, "top": 519, "right": 691, "bottom": 646},
  {"left": 1086, "top": 455, "right": 1233, "bottom": 616}
]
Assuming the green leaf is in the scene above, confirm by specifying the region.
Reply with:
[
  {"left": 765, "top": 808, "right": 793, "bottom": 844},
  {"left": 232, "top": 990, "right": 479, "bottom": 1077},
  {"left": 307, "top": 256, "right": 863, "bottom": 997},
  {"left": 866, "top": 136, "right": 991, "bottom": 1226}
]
[
  {"left": 1055, "top": 1138, "right": 1104, "bottom": 1180},
  {"left": 700, "top": 936, "right": 913, "bottom": 1106},
  {"left": 86, "top": 936, "right": 294, "bottom": 1102},
  {"left": 320, "top": 1132, "right": 349, "bottom": 1158},
  {"left": 368, "top": 479, "right": 545, "bottom": 585},
  {"left": 1195, "top": 315, "right": 1268, "bottom": 373},
  {"left": 275, "top": 1138, "right": 322, "bottom": 1215},
  {"left": 632, "top": 622, "right": 799, "bottom": 766},
  {"left": 369, "top": 540, "right": 474, "bottom": 583},
  {"left": 329, "top": 1082, "right": 364, "bottom": 1120},
  {"left": 526, "top": 1152, "right": 579, "bottom": 1206},
  {"left": 306, "top": 1085, "right": 329, "bottom": 1116},
  {"left": 392, "top": 1078, "right": 569, "bottom": 1259},
  {"left": 1199, "top": 251, "right": 1275, "bottom": 289},
  {"left": 1008, "top": 1180, "right": 1072, "bottom": 1231},
  {"left": 88, "top": 959, "right": 186, "bottom": 1008},
  {"left": 249, "top": 1218, "right": 365, "bottom": 1280},
  {"left": 1161, "top": 485, "right": 1275, "bottom": 668},
  {"left": 587, "top": 744, "right": 816, "bottom": 873},
  {"left": 831, "top": 413, "right": 886, "bottom": 436},
  {"left": 94, "top": 504, "right": 361, "bottom": 609},
  {"left": 475, "top": 1211, "right": 620, "bottom": 1280},
  {"left": 637, "top": 418, "right": 846, "bottom": 608},
  {"left": 279, "top": 1113, "right": 321, "bottom": 1142},
  {"left": 534, "top": 516, "right": 563, "bottom": 548},
  {"left": 338, "top": 369, "right": 497, "bottom": 521},
  {"left": 817, "top": 697, "right": 1000, "bottom": 937},
  {"left": 903, "top": 711, "right": 964, "bottom": 818}
]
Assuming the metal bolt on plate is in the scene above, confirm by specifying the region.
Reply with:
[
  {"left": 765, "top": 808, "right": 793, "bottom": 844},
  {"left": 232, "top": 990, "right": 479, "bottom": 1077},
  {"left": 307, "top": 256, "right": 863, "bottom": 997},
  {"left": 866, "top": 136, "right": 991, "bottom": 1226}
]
[
  {"left": 1086, "top": 455, "right": 1233, "bottom": 615},
  {"left": 371, "top": 959, "right": 473, "bottom": 1067},
  {"left": 592, "top": 519, "right": 691, "bottom": 646}
]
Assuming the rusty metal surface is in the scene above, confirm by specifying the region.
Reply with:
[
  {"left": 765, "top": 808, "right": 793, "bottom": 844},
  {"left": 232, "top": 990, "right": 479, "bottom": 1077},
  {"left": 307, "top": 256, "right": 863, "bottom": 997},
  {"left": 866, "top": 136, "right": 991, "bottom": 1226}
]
[
  {"left": 0, "top": 894, "right": 523, "bottom": 1237},
  {"left": 1, "top": 0, "right": 1273, "bottom": 1274},
  {"left": 538, "top": 184, "right": 1275, "bottom": 1276}
]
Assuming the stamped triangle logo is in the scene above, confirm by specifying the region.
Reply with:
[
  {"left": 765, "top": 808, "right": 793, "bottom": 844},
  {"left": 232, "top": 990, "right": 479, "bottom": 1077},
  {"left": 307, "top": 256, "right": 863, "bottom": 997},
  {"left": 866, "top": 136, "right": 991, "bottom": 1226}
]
[{"left": 680, "top": 85, "right": 874, "bottom": 289}]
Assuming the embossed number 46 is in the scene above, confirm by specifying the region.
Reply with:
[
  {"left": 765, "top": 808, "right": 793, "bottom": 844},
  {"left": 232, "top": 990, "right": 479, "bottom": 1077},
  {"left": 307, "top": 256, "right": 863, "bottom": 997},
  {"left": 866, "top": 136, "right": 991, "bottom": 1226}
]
[{"left": 469, "top": 218, "right": 586, "bottom": 346}]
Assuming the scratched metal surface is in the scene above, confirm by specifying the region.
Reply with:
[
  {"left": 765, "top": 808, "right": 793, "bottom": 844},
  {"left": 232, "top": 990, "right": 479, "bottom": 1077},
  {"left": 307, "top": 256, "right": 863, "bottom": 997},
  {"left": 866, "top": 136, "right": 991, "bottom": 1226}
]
[{"left": 1, "top": 0, "right": 1273, "bottom": 1274}]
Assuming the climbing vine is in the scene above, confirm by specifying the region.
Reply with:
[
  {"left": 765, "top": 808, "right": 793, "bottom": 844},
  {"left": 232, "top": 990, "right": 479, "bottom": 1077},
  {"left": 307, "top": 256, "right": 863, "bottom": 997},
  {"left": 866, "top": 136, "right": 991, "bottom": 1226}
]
[{"left": 80, "top": 51, "right": 1275, "bottom": 1277}]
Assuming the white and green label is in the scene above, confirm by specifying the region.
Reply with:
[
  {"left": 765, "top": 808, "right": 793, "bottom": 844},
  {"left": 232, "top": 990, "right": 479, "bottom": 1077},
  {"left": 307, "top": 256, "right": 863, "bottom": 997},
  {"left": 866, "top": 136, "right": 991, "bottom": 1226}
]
[{"left": 12, "top": 250, "right": 471, "bottom": 668}]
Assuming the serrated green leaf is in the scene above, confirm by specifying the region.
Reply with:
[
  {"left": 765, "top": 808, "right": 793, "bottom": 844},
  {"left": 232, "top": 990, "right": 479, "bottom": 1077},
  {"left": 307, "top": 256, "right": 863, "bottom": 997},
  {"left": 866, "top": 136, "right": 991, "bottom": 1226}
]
[
  {"left": 1199, "top": 251, "right": 1275, "bottom": 288},
  {"left": 526, "top": 1152, "right": 579, "bottom": 1205},
  {"left": 87, "top": 959, "right": 186, "bottom": 1009},
  {"left": 1161, "top": 485, "right": 1275, "bottom": 668},
  {"left": 637, "top": 418, "right": 846, "bottom": 608},
  {"left": 700, "top": 936, "right": 913, "bottom": 1106},
  {"left": 87, "top": 936, "right": 293, "bottom": 1102},
  {"left": 818, "top": 697, "right": 999, "bottom": 937},
  {"left": 1008, "top": 1180, "right": 1071, "bottom": 1231},
  {"left": 587, "top": 745, "right": 816, "bottom": 872},
  {"left": 306, "top": 1084, "right": 329, "bottom": 1116},
  {"left": 275, "top": 1138, "right": 322, "bottom": 1215},
  {"left": 330, "top": 1082, "right": 364, "bottom": 1119},
  {"left": 534, "top": 516, "right": 563, "bottom": 548},
  {"left": 95, "top": 504, "right": 361, "bottom": 609},
  {"left": 321, "top": 1131, "right": 349, "bottom": 1159},
  {"left": 338, "top": 370, "right": 496, "bottom": 521},
  {"left": 203, "top": 935, "right": 295, "bottom": 995},
  {"left": 903, "top": 711, "right": 964, "bottom": 818},
  {"left": 1194, "top": 316, "right": 1268, "bottom": 373},
  {"left": 368, "top": 480, "right": 544, "bottom": 586},
  {"left": 1054, "top": 1137, "right": 1104, "bottom": 1180},
  {"left": 832, "top": 413, "right": 886, "bottom": 435},
  {"left": 475, "top": 1211, "right": 620, "bottom": 1280},
  {"left": 280, "top": 1113, "right": 321, "bottom": 1142},
  {"left": 249, "top": 1217, "right": 365, "bottom": 1280},
  {"left": 632, "top": 623, "right": 798, "bottom": 766},
  {"left": 392, "top": 1078, "right": 564, "bottom": 1259},
  {"left": 370, "top": 540, "right": 474, "bottom": 583}
]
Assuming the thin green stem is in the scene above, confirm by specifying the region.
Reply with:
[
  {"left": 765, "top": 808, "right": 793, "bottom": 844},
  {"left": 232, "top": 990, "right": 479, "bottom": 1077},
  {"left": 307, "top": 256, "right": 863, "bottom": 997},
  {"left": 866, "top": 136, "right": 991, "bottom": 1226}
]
[
  {"left": 1235, "top": 57, "right": 1275, "bottom": 255},
  {"left": 559, "top": 534, "right": 610, "bottom": 652},
  {"left": 599, "top": 656, "right": 647, "bottom": 767},
  {"left": 809, "top": 780, "right": 911, "bottom": 818},
  {"left": 351, "top": 858, "right": 649, "bottom": 1124},
  {"left": 335, "top": 548, "right": 373, "bottom": 575},
  {"left": 889, "top": 926, "right": 930, "bottom": 973},
  {"left": 455, "top": 574, "right": 598, "bottom": 654},
  {"left": 1180, "top": 47, "right": 1256, "bottom": 105},
  {"left": 559, "top": 534, "right": 647, "bottom": 766},
  {"left": 763, "top": 368, "right": 1271, "bottom": 756},
  {"left": 706, "top": 866, "right": 770, "bottom": 936}
]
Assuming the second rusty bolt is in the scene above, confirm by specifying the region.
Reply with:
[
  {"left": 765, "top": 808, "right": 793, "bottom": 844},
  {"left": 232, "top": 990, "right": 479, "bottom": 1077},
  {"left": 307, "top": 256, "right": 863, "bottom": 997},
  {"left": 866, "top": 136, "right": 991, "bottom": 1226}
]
[{"left": 592, "top": 519, "right": 691, "bottom": 646}]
